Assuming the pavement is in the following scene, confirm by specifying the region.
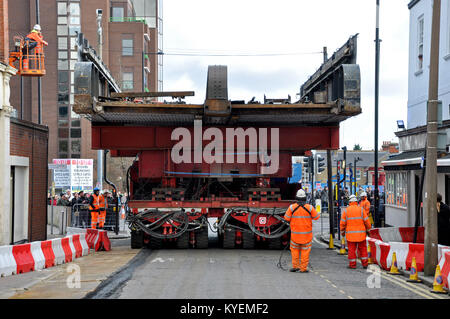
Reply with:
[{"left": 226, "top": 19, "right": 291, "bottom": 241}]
[{"left": 318, "top": 233, "right": 439, "bottom": 290}]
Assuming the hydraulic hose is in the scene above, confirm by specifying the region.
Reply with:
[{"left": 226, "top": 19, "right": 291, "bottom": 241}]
[
  {"left": 247, "top": 208, "right": 291, "bottom": 239},
  {"left": 128, "top": 209, "right": 190, "bottom": 239}
]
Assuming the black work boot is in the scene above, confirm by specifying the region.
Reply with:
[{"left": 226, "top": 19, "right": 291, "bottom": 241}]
[{"left": 289, "top": 268, "right": 300, "bottom": 272}]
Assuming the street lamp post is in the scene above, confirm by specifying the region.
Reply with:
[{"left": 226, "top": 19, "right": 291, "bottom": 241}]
[{"left": 374, "top": 0, "right": 381, "bottom": 231}]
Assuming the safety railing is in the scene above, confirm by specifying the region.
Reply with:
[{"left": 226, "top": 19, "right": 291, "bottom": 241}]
[
  {"left": 47, "top": 205, "right": 71, "bottom": 235},
  {"left": 70, "top": 202, "right": 122, "bottom": 231}
]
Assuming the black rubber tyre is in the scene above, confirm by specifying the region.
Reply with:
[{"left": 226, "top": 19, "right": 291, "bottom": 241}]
[
  {"left": 130, "top": 230, "right": 144, "bottom": 249},
  {"left": 148, "top": 236, "right": 163, "bottom": 250},
  {"left": 242, "top": 231, "right": 256, "bottom": 249},
  {"left": 268, "top": 237, "right": 283, "bottom": 250},
  {"left": 176, "top": 231, "right": 190, "bottom": 249},
  {"left": 222, "top": 229, "right": 235, "bottom": 249},
  {"left": 195, "top": 227, "right": 209, "bottom": 249}
]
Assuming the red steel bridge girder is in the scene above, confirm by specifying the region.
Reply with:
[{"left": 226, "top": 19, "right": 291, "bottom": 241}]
[{"left": 93, "top": 125, "right": 339, "bottom": 153}]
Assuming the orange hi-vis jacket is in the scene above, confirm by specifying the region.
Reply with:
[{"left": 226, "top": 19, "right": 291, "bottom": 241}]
[
  {"left": 360, "top": 198, "right": 373, "bottom": 224},
  {"left": 284, "top": 203, "right": 320, "bottom": 244},
  {"left": 25, "top": 31, "right": 48, "bottom": 54},
  {"left": 340, "top": 202, "right": 372, "bottom": 242},
  {"left": 89, "top": 194, "right": 105, "bottom": 212}
]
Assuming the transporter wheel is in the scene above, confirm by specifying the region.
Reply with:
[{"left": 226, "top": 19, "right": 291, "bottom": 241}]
[
  {"left": 130, "top": 230, "right": 144, "bottom": 249},
  {"left": 148, "top": 236, "right": 163, "bottom": 250},
  {"left": 176, "top": 231, "right": 190, "bottom": 249},
  {"left": 242, "top": 231, "right": 256, "bottom": 249},
  {"left": 268, "top": 237, "right": 284, "bottom": 250},
  {"left": 222, "top": 229, "right": 235, "bottom": 249},
  {"left": 195, "top": 226, "right": 209, "bottom": 249}
]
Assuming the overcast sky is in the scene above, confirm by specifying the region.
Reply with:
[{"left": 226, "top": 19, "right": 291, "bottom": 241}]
[{"left": 162, "top": 0, "right": 411, "bottom": 151}]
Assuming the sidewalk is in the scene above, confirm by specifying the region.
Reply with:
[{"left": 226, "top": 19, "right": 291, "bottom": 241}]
[{"left": 318, "top": 233, "right": 438, "bottom": 289}]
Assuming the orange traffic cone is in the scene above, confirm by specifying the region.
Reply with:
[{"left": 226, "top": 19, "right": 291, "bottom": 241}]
[
  {"left": 367, "top": 243, "right": 374, "bottom": 265},
  {"left": 406, "top": 257, "right": 422, "bottom": 283},
  {"left": 430, "top": 265, "right": 447, "bottom": 294},
  {"left": 389, "top": 252, "right": 401, "bottom": 275},
  {"left": 120, "top": 205, "right": 125, "bottom": 219},
  {"left": 338, "top": 237, "right": 347, "bottom": 255}
]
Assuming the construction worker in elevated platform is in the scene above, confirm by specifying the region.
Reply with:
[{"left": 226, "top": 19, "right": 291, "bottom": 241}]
[
  {"left": 89, "top": 188, "right": 104, "bottom": 229},
  {"left": 284, "top": 189, "right": 320, "bottom": 273},
  {"left": 340, "top": 195, "right": 372, "bottom": 269},
  {"left": 24, "top": 24, "right": 48, "bottom": 55},
  {"left": 359, "top": 192, "right": 373, "bottom": 226}
]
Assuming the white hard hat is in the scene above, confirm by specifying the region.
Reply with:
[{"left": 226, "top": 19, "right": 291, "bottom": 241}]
[
  {"left": 360, "top": 192, "right": 367, "bottom": 197},
  {"left": 296, "top": 189, "right": 307, "bottom": 199},
  {"left": 349, "top": 195, "right": 358, "bottom": 202},
  {"left": 33, "top": 24, "right": 41, "bottom": 31}
]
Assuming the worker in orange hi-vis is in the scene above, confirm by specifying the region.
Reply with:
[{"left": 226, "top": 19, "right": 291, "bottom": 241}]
[
  {"left": 340, "top": 195, "right": 372, "bottom": 269},
  {"left": 23, "top": 24, "right": 48, "bottom": 55},
  {"left": 98, "top": 190, "right": 108, "bottom": 229},
  {"left": 284, "top": 189, "right": 320, "bottom": 273},
  {"left": 359, "top": 192, "right": 373, "bottom": 226},
  {"left": 89, "top": 188, "right": 102, "bottom": 229}
]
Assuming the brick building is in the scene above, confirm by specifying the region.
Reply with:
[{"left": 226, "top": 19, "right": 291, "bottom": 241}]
[
  {"left": 8, "top": 0, "right": 162, "bottom": 191},
  {"left": 0, "top": 0, "right": 49, "bottom": 245}
]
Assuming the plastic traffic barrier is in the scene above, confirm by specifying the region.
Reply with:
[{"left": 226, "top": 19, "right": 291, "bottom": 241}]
[
  {"left": 398, "top": 227, "right": 424, "bottom": 243},
  {"left": 375, "top": 240, "right": 391, "bottom": 271},
  {"left": 12, "top": 244, "right": 35, "bottom": 274},
  {"left": 96, "top": 230, "right": 111, "bottom": 251},
  {"left": 0, "top": 245, "right": 17, "bottom": 277},
  {"left": 70, "top": 235, "right": 83, "bottom": 258},
  {"left": 67, "top": 236, "right": 77, "bottom": 260},
  {"left": 85, "top": 229, "right": 99, "bottom": 249},
  {"left": 40, "top": 240, "right": 55, "bottom": 268},
  {"left": 367, "top": 238, "right": 378, "bottom": 265},
  {"left": 51, "top": 238, "right": 66, "bottom": 265},
  {"left": 79, "top": 233, "right": 90, "bottom": 256},
  {"left": 369, "top": 227, "right": 425, "bottom": 243},
  {"left": 438, "top": 251, "right": 450, "bottom": 289},
  {"left": 61, "top": 237, "right": 73, "bottom": 263},
  {"left": 30, "top": 241, "right": 46, "bottom": 271},
  {"left": 388, "top": 242, "right": 410, "bottom": 270},
  {"left": 405, "top": 243, "right": 424, "bottom": 272}
]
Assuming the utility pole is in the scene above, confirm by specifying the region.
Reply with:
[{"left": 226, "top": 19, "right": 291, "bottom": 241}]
[
  {"left": 374, "top": 0, "right": 381, "bottom": 227},
  {"left": 327, "top": 150, "right": 334, "bottom": 239},
  {"left": 96, "top": 9, "right": 104, "bottom": 191},
  {"left": 36, "top": 0, "right": 42, "bottom": 124},
  {"left": 424, "top": 0, "right": 441, "bottom": 276}
]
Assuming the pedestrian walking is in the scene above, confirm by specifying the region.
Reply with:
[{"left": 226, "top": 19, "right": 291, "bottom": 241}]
[
  {"left": 340, "top": 195, "right": 372, "bottom": 269},
  {"left": 284, "top": 189, "right": 320, "bottom": 273},
  {"left": 437, "top": 193, "right": 450, "bottom": 246}
]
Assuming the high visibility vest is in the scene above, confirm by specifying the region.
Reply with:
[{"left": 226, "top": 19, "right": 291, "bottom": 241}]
[
  {"left": 98, "top": 195, "right": 106, "bottom": 211},
  {"left": 360, "top": 199, "right": 371, "bottom": 216},
  {"left": 284, "top": 203, "right": 320, "bottom": 244},
  {"left": 340, "top": 203, "right": 371, "bottom": 242},
  {"left": 90, "top": 194, "right": 101, "bottom": 211}
]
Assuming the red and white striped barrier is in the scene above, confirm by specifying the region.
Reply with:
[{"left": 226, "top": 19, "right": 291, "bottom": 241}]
[
  {"left": 387, "top": 242, "right": 410, "bottom": 270},
  {"left": 86, "top": 229, "right": 111, "bottom": 251},
  {"left": 12, "top": 244, "right": 35, "bottom": 274},
  {"left": 30, "top": 241, "right": 46, "bottom": 271},
  {"left": 0, "top": 245, "right": 17, "bottom": 277},
  {"left": 369, "top": 227, "right": 424, "bottom": 244},
  {"left": 0, "top": 232, "right": 109, "bottom": 279},
  {"left": 40, "top": 240, "right": 55, "bottom": 268},
  {"left": 438, "top": 250, "right": 450, "bottom": 289},
  {"left": 51, "top": 238, "right": 66, "bottom": 265}
]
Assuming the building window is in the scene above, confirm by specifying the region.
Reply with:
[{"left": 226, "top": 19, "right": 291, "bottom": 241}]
[
  {"left": 70, "top": 128, "right": 82, "bottom": 138},
  {"left": 71, "top": 140, "right": 81, "bottom": 154},
  {"left": 122, "top": 38, "right": 134, "bottom": 56},
  {"left": 112, "top": 7, "right": 124, "bottom": 19},
  {"left": 122, "top": 72, "right": 134, "bottom": 90},
  {"left": 59, "top": 140, "right": 68, "bottom": 153},
  {"left": 57, "top": 2, "right": 67, "bottom": 16},
  {"left": 417, "top": 15, "right": 424, "bottom": 71},
  {"left": 59, "top": 106, "right": 68, "bottom": 118},
  {"left": 386, "top": 171, "right": 408, "bottom": 208}
]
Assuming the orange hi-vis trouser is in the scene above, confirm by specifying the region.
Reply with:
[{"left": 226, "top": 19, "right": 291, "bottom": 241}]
[
  {"left": 290, "top": 240, "right": 312, "bottom": 271},
  {"left": 99, "top": 209, "right": 106, "bottom": 228},
  {"left": 347, "top": 240, "right": 368, "bottom": 268},
  {"left": 90, "top": 210, "right": 99, "bottom": 229}
]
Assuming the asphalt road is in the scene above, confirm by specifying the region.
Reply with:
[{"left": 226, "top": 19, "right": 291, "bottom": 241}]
[{"left": 86, "top": 218, "right": 450, "bottom": 300}]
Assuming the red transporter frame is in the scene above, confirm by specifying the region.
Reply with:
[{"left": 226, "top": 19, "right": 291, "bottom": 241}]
[{"left": 93, "top": 124, "right": 340, "bottom": 248}]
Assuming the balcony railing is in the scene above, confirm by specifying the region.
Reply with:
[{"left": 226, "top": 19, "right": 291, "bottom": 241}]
[{"left": 110, "top": 17, "right": 147, "bottom": 24}]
